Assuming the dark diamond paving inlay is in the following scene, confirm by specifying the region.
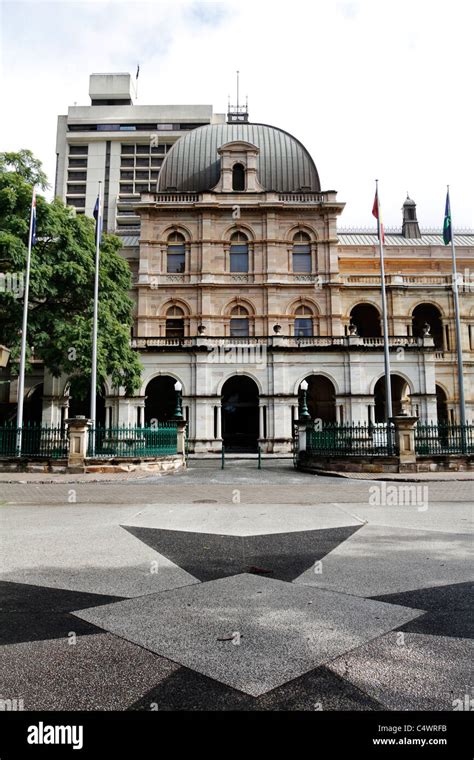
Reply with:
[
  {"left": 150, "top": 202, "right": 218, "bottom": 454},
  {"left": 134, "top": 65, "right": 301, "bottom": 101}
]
[
  {"left": 129, "top": 664, "right": 385, "bottom": 711},
  {"left": 0, "top": 581, "right": 125, "bottom": 645},
  {"left": 371, "top": 582, "right": 473, "bottom": 639},
  {"left": 122, "top": 525, "right": 362, "bottom": 582}
]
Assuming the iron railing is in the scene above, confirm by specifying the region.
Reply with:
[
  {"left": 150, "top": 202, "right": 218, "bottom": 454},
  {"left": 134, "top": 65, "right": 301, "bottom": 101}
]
[
  {"left": 87, "top": 423, "right": 178, "bottom": 458},
  {"left": 415, "top": 422, "right": 474, "bottom": 456},
  {"left": 0, "top": 424, "right": 68, "bottom": 459},
  {"left": 306, "top": 422, "right": 396, "bottom": 457}
]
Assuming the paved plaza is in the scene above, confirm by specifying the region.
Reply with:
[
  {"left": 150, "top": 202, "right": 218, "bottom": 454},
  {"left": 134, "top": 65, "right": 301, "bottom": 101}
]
[{"left": 0, "top": 460, "right": 472, "bottom": 711}]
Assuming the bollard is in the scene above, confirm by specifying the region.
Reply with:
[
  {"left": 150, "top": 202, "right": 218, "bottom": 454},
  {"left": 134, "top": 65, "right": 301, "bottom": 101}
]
[
  {"left": 257, "top": 445, "right": 261, "bottom": 469},
  {"left": 221, "top": 445, "right": 225, "bottom": 469}
]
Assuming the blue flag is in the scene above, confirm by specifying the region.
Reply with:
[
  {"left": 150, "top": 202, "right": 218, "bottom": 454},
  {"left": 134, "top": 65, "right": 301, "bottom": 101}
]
[
  {"left": 443, "top": 190, "right": 452, "bottom": 245},
  {"left": 31, "top": 189, "right": 37, "bottom": 246},
  {"left": 93, "top": 195, "right": 102, "bottom": 242}
]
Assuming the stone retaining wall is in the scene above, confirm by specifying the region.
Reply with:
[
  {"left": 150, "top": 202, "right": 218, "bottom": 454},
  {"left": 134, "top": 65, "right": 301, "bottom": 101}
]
[
  {"left": 297, "top": 452, "right": 474, "bottom": 473},
  {"left": 0, "top": 455, "right": 186, "bottom": 475}
]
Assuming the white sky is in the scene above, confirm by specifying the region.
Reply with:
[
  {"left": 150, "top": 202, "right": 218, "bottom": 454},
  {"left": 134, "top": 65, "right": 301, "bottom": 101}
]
[{"left": 0, "top": 0, "right": 472, "bottom": 229}]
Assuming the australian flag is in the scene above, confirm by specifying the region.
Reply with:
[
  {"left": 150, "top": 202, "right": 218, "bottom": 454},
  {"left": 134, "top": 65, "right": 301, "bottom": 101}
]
[{"left": 443, "top": 190, "right": 452, "bottom": 245}]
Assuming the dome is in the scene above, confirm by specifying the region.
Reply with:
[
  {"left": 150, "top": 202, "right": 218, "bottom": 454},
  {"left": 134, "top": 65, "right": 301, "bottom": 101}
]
[
  {"left": 157, "top": 122, "right": 321, "bottom": 193},
  {"left": 403, "top": 194, "right": 416, "bottom": 206}
]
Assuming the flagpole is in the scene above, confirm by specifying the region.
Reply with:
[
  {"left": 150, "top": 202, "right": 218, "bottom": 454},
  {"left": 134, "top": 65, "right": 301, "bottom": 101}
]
[
  {"left": 90, "top": 182, "right": 102, "bottom": 455},
  {"left": 16, "top": 187, "right": 36, "bottom": 455},
  {"left": 375, "top": 180, "right": 393, "bottom": 428},
  {"left": 447, "top": 186, "right": 466, "bottom": 433}
]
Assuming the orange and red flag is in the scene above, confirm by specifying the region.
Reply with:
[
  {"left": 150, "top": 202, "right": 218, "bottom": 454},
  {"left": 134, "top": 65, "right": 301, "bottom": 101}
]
[{"left": 372, "top": 189, "right": 385, "bottom": 243}]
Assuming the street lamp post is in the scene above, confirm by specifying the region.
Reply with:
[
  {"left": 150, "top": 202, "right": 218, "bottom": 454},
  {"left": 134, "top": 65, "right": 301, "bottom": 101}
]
[
  {"left": 299, "top": 379, "right": 311, "bottom": 422},
  {"left": 173, "top": 380, "right": 184, "bottom": 421}
]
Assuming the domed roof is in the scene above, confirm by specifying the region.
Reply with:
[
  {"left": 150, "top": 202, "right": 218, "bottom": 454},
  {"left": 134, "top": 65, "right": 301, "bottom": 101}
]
[
  {"left": 157, "top": 122, "right": 321, "bottom": 193},
  {"left": 403, "top": 194, "right": 416, "bottom": 206}
]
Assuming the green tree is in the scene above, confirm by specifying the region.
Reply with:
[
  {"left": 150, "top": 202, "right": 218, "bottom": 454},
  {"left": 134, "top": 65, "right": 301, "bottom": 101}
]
[
  {"left": 0, "top": 151, "right": 142, "bottom": 397},
  {"left": 0, "top": 149, "right": 49, "bottom": 190}
]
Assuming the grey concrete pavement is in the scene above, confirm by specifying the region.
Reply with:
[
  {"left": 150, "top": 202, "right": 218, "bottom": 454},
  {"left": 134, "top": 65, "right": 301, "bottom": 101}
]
[{"left": 0, "top": 459, "right": 471, "bottom": 711}]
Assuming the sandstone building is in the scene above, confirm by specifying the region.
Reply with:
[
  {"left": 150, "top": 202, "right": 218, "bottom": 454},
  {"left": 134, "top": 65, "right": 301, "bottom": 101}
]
[{"left": 2, "top": 76, "right": 473, "bottom": 452}]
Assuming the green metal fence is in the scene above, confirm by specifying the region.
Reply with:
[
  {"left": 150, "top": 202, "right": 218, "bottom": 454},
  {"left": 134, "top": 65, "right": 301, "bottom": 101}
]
[
  {"left": 415, "top": 422, "right": 474, "bottom": 455},
  {"left": 0, "top": 424, "right": 68, "bottom": 459},
  {"left": 306, "top": 422, "right": 396, "bottom": 457},
  {"left": 88, "top": 423, "right": 178, "bottom": 458}
]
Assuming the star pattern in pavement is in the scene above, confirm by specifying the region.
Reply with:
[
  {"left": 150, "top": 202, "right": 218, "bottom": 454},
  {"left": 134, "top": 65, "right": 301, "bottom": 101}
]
[
  {"left": 371, "top": 581, "right": 473, "bottom": 639},
  {"left": 0, "top": 580, "right": 125, "bottom": 645},
  {"left": 122, "top": 524, "right": 362, "bottom": 582}
]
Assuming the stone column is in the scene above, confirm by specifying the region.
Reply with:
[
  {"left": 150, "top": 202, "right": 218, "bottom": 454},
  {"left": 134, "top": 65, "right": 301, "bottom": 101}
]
[
  {"left": 297, "top": 421, "right": 308, "bottom": 454},
  {"left": 391, "top": 414, "right": 418, "bottom": 469},
  {"left": 117, "top": 397, "right": 140, "bottom": 426},
  {"left": 66, "top": 416, "right": 91, "bottom": 472},
  {"left": 175, "top": 420, "right": 187, "bottom": 456},
  {"left": 259, "top": 404, "right": 265, "bottom": 440}
]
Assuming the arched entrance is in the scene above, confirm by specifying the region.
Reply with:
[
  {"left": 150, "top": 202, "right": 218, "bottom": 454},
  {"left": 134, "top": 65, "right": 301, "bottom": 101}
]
[
  {"left": 374, "top": 374, "right": 411, "bottom": 422},
  {"left": 349, "top": 303, "right": 381, "bottom": 337},
  {"left": 23, "top": 383, "right": 44, "bottom": 425},
  {"left": 221, "top": 376, "right": 259, "bottom": 452},
  {"left": 145, "top": 375, "right": 177, "bottom": 424},
  {"left": 304, "top": 375, "right": 336, "bottom": 422}
]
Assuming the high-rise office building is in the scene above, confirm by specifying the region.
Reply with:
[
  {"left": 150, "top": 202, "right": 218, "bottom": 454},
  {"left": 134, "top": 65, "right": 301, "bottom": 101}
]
[{"left": 54, "top": 73, "right": 225, "bottom": 234}]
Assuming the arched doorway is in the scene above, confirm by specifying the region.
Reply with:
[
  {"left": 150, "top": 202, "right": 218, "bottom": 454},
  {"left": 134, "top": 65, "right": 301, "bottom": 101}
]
[
  {"left": 305, "top": 375, "right": 336, "bottom": 422},
  {"left": 221, "top": 376, "right": 259, "bottom": 452},
  {"left": 23, "top": 383, "right": 44, "bottom": 425},
  {"left": 68, "top": 378, "right": 106, "bottom": 427},
  {"left": 145, "top": 375, "right": 177, "bottom": 424},
  {"left": 349, "top": 304, "right": 381, "bottom": 337},
  {"left": 436, "top": 385, "right": 449, "bottom": 423},
  {"left": 412, "top": 304, "right": 443, "bottom": 349},
  {"left": 374, "top": 374, "right": 410, "bottom": 422}
]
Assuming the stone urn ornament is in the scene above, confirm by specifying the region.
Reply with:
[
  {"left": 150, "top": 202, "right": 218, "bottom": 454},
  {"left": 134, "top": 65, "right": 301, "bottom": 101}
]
[{"left": 349, "top": 322, "right": 358, "bottom": 336}]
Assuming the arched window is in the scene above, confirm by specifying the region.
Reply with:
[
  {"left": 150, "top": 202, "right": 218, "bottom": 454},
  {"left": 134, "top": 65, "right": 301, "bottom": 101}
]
[
  {"left": 232, "top": 163, "right": 245, "bottom": 191},
  {"left": 412, "top": 303, "right": 443, "bottom": 349},
  {"left": 294, "top": 305, "right": 314, "bottom": 337},
  {"left": 230, "top": 305, "right": 249, "bottom": 337},
  {"left": 230, "top": 231, "right": 249, "bottom": 273},
  {"left": 166, "top": 305, "right": 185, "bottom": 339},
  {"left": 167, "top": 232, "right": 186, "bottom": 273},
  {"left": 349, "top": 303, "right": 381, "bottom": 337},
  {"left": 292, "top": 232, "right": 312, "bottom": 273}
]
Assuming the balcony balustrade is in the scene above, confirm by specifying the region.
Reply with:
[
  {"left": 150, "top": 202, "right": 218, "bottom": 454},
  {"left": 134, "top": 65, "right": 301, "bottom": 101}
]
[{"left": 130, "top": 335, "right": 429, "bottom": 350}]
